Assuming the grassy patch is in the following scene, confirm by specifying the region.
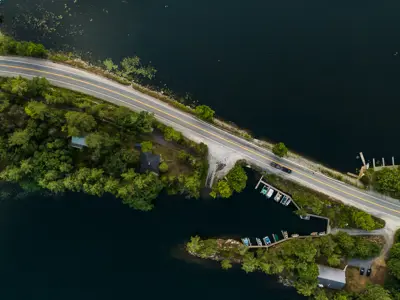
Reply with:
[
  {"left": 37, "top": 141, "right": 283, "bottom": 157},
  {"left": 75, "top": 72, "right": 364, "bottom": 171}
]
[
  {"left": 346, "top": 266, "right": 372, "bottom": 293},
  {"left": 152, "top": 143, "right": 193, "bottom": 176}
]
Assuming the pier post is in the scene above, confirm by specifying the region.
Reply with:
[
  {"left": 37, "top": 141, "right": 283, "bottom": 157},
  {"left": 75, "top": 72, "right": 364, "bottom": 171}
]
[
  {"left": 382, "top": 157, "right": 385, "bottom": 167},
  {"left": 373, "top": 158, "right": 376, "bottom": 169},
  {"left": 360, "top": 152, "right": 366, "bottom": 166},
  {"left": 393, "top": 157, "right": 395, "bottom": 166},
  {"left": 255, "top": 176, "right": 263, "bottom": 189}
]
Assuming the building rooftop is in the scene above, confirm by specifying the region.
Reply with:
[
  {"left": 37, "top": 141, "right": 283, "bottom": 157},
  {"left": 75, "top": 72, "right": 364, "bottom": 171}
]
[
  {"left": 71, "top": 136, "right": 87, "bottom": 148},
  {"left": 317, "top": 265, "right": 346, "bottom": 290},
  {"left": 140, "top": 152, "right": 160, "bottom": 175}
]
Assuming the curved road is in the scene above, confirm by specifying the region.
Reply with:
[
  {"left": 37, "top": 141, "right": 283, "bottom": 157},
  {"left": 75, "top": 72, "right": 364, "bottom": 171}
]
[{"left": 1, "top": 56, "right": 400, "bottom": 220}]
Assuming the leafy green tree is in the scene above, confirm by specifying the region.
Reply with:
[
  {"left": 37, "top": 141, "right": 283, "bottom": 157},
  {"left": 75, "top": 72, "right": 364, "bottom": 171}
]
[
  {"left": 118, "top": 171, "right": 163, "bottom": 211},
  {"left": 390, "top": 243, "right": 400, "bottom": 259},
  {"left": 15, "top": 41, "right": 47, "bottom": 57},
  {"left": 327, "top": 254, "right": 341, "bottom": 267},
  {"left": 374, "top": 167, "right": 400, "bottom": 198},
  {"left": 272, "top": 142, "right": 288, "bottom": 157},
  {"left": 163, "top": 126, "right": 182, "bottom": 142},
  {"left": 242, "top": 252, "right": 258, "bottom": 273},
  {"left": 27, "top": 77, "right": 50, "bottom": 97},
  {"left": 314, "top": 289, "right": 329, "bottom": 300},
  {"left": 159, "top": 162, "right": 168, "bottom": 173},
  {"left": 388, "top": 258, "right": 400, "bottom": 280},
  {"left": 186, "top": 236, "right": 202, "bottom": 253},
  {"left": 226, "top": 164, "right": 248, "bottom": 193},
  {"left": 221, "top": 259, "right": 232, "bottom": 270},
  {"left": 333, "top": 293, "right": 350, "bottom": 300},
  {"left": 334, "top": 232, "right": 355, "bottom": 255},
  {"left": 1, "top": 76, "right": 29, "bottom": 96},
  {"left": 120, "top": 56, "right": 157, "bottom": 80},
  {"left": 216, "top": 180, "right": 233, "bottom": 198},
  {"left": 103, "top": 58, "right": 118, "bottom": 71},
  {"left": 318, "top": 235, "right": 337, "bottom": 257},
  {"left": 135, "top": 111, "right": 155, "bottom": 133},
  {"left": 297, "top": 262, "right": 319, "bottom": 281},
  {"left": 351, "top": 237, "right": 381, "bottom": 259},
  {"left": 8, "top": 129, "right": 31, "bottom": 147},
  {"left": 352, "top": 211, "right": 376, "bottom": 230},
  {"left": 195, "top": 105, "right": 215, "bottom": 122},
  {"left": 24, "top": 101, "right": 48, "bottom": 120},
  {"left": 293, "top": 279, "right": 317, "bottom": 296},
  {"left": 359, "top": 284, "right": 392, "bottom": 300},
  {"left": 0, "top": 166, "right": 24, "bottom": 182},
  {"left": 141, "top": 141, "right": 153, "bottom": 152},
  {"left": 104, "top": 177, "right": 120, "bottom": 195},
  {"left": 64, "top": 111, "right": 97, "bottom": 136}
]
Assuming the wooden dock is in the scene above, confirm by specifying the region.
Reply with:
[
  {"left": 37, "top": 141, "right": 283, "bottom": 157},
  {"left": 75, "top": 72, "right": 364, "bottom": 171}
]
[
  {"left": 255, "top": 176, "right": 300, "bottom": 210},
  {"left": 247, "top": 234, "right": 325, "bottom": 249}
]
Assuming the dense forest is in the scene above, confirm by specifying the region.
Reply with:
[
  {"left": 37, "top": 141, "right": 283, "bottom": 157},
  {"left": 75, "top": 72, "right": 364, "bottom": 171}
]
[
  {"left": 0, "top": 76, "right": 208, "bottom": 210},
  {"left": 187, "top": 234, "right": 386, "bottom": 300}
]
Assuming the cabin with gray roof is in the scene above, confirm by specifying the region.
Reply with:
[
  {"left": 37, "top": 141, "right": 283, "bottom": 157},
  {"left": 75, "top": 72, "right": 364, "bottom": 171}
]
[
  {"left": 71, "top": 136, "right": 87, "bottom": 149},
  {"left": 317, "top": 265, "right": 346, "bottom": 290},
  {"left": 140, "top": 152, "right": 160, "bottom": 175}
]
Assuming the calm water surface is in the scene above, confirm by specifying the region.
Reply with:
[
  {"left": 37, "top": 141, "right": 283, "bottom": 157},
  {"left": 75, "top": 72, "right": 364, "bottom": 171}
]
[
  {"left": 4, "top": 0, "right": 400, "bottom": 171},
  {"left": 0, "top": 174, "right": 325, "bottom": 300},
  {"left": 0, "top": 0, "right": 394, "bottom": 298}
]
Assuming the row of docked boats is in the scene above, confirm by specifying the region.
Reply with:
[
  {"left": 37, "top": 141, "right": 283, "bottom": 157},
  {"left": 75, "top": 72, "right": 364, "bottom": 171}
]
[
  {"left": 260, "top": 185, "right": 291, "bottom": 206},
  {"left": 241, "top": 230, "right": 293, "bottom": 247}
]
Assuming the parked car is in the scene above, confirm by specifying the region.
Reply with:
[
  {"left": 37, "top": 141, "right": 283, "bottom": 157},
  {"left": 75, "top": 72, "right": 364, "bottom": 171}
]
[
  {"left": 366, "top": 267, "right": 372, "bottom": 277},
  {"left": 270, "top": 162, "right": 292, "bottom": 174},
  {"left": 360, "top": 267, "right": 365, "bottom": 275}
]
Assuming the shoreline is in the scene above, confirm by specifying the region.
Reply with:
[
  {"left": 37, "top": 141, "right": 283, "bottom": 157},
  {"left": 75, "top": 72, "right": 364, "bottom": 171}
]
[{"left": 47, "top": 55, "right": 364, "bottom": 186}]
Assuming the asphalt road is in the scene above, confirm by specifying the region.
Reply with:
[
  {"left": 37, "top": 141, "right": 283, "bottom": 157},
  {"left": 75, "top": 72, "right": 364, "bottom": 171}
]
[{"left": 1, "top": 56, "right": 400, "bottom": 220}]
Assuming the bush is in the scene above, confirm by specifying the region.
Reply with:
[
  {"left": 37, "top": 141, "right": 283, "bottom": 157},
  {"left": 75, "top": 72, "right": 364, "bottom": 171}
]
[
  {"left": 159, "top": 162, "right": 168, "bottom": 173},
  {"left": 141, "top": 141, "right": 153, "bottom": 153},
  {"left": 272, "top": 142, "right": 288, "bottom": 157},
  {"left": 195, "top": 105, "right": 215, "bottom": 122}
]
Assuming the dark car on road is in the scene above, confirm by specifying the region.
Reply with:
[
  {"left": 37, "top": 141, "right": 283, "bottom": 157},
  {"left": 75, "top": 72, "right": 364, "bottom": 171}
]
[
  {"left": 360, "top": 267, "right": 365, "bottom": 275},
  {"left": 366, "top": 267, "right": 372, "bottom": 277},
  {"left": 270, "top": 162, "right": 292, "bottom": 174}
]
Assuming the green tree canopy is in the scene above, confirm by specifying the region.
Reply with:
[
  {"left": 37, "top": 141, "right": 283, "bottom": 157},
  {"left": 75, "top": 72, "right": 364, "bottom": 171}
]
[
  {"left": 159, "top": 161, "right": 168, "bottom": 173},
  {"left": 24, "top": 101, "right": 48, "bottom": 120},
  {"left": 141, "top": 141, "right": 153, "bottom": 153},
  {"left": 242, "top": 252, "right": 258, "bottom": 273},
  {"left": 226, "top": 164, "right": 248, "bottom": 193},
  {"left": 359, "top": 284, "right": 392, "bottom": 300},
  {"left": 64, "top": 111, "right": 97, "bottom": 136},
  {"left": 215, "top": 180, "right": 233, "bottom": 198},
  {"left": 352, "top": 211, "right": 376, "bottom": 230},
  {"left": 272, "top": 142, "right": 288, "bottom": 157},
  {"left": 1, "top": 76, "right": 29, "bottom": 96},
  {"left": 195, "top": 105, "right": 215, "bottom": 122},
  {"left": 103, "top": 58, "right": 118, "bottom": 71},
  {"left": 221, "top": 259, "right": 232, "bottom": 270}
]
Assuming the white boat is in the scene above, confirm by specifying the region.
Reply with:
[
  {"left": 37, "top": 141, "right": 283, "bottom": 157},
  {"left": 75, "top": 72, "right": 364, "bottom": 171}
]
[
  {"left": 266, "top": 188, "right": 274, "bottom": 198},
  {"left": 256, "top": 238, "right": 262, "bottom": 246},
  {"left": 274, "top": 193, "right": 282, "bottom": 202},
  {"left": 284, "top": 199, "right": 291, "bottom": 206}
]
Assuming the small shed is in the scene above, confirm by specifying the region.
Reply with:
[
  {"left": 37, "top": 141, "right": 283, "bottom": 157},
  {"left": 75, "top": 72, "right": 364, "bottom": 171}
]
[
  {"left": 71, "top": 136, "right": 87, "bottom": 149},
  {"left": 140, "top": 152, "right": 160, "bottom": 175},
  {"left": 317, "top": 265, "right": 346, "bottom": 290}
]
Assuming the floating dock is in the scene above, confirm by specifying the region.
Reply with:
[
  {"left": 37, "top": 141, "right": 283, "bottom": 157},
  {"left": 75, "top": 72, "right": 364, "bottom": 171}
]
[{"left": 255, "top": 176, "right": 299, "bottom": 209}]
